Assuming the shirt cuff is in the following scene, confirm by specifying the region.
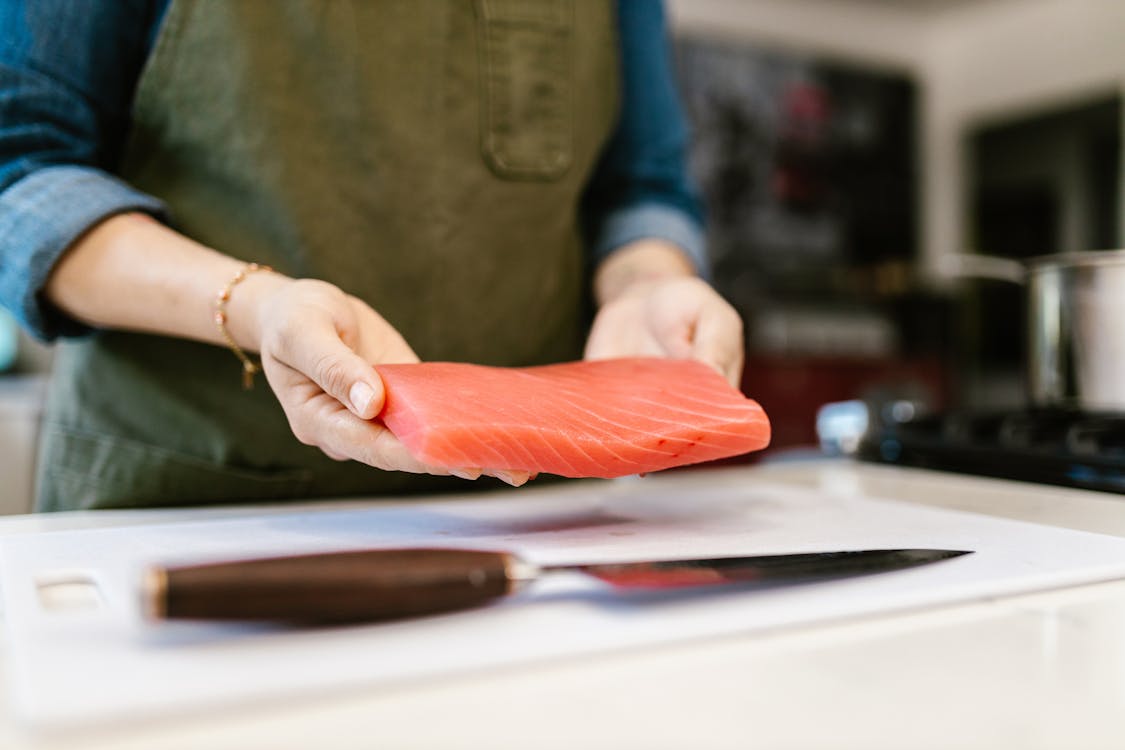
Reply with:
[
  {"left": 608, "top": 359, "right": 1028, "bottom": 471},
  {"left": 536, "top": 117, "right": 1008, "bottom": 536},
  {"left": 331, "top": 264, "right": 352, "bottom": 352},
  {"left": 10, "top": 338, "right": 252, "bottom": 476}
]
[
  {"left": 589, "top": 202, "right": 710, "bottom": 281},
  {"left": 0, "top": 165, "right": 167, "bottom": 340}
]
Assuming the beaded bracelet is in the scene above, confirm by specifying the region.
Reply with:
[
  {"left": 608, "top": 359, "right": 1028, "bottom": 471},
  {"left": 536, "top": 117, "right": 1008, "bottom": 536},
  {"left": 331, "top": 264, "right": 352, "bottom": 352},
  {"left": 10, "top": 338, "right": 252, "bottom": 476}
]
[{"left": 214, "top": 262, "right": 273, "bottom": 390}]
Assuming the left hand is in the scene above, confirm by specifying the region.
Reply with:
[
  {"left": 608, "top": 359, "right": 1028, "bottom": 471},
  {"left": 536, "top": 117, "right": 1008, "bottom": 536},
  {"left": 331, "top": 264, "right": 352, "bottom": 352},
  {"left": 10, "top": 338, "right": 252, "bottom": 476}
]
[{"left": 584, "top": 242, "right": 744, "bottom": 387}]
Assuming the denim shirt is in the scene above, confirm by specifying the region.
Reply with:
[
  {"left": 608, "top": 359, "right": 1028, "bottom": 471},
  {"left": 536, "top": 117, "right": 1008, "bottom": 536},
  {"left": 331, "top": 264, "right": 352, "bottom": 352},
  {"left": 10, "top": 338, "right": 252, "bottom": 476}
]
[{"left": 0, "top": 0, "right": 704, "bottom": 340}]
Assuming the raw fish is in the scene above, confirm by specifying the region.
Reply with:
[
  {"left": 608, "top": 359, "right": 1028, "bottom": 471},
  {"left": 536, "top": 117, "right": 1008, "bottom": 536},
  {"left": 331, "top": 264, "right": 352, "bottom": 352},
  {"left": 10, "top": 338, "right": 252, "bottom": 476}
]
[{"left": 375, "top": 358, "right": 771, "bottom": 478}]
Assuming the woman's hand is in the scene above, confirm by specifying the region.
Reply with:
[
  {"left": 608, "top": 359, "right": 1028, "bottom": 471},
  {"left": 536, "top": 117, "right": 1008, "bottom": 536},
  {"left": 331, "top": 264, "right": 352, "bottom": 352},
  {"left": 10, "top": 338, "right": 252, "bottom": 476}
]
[
  {"left": 249, "top": 279, "right": 530, "bottom": 485},
  {"left": 247, "top": 278, "right": 428, "bottom": 472},
  {"left": 585, "top": 240, "right": 744, "bottom": 387}
]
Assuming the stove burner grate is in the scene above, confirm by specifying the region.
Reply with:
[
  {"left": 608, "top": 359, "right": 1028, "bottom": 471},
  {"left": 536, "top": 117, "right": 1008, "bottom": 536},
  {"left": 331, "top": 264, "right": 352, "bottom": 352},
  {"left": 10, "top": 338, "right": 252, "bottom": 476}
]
[{"left": 859, "top": 410, "right": 1125, "bottom": 494}]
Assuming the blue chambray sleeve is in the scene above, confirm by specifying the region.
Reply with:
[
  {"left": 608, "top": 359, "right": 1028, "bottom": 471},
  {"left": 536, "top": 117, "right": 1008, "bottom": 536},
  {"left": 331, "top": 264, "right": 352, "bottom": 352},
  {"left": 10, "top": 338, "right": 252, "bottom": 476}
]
[
  {"left": 0, "top": 0, "right": 166, "bottom": 340},
  {"left": 581, "top": 0, "right": 708, "bottom": 277}
]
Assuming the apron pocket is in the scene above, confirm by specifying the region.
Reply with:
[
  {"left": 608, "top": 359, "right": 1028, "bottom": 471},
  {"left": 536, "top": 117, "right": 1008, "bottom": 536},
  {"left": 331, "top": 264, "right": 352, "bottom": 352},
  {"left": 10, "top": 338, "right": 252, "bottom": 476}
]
[
  {"left": 36, "top": 426, "right": 314, "bottom": 511},
  {"left": 475, "top": 0, "right": 573, "bottom": 180}
]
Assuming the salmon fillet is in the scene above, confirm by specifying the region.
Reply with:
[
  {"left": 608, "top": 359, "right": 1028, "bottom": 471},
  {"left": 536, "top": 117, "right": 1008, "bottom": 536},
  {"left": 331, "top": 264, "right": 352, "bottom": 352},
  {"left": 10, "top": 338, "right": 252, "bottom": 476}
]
[{"left": 375, "top": 358, "right": 771, "bottom": 478}]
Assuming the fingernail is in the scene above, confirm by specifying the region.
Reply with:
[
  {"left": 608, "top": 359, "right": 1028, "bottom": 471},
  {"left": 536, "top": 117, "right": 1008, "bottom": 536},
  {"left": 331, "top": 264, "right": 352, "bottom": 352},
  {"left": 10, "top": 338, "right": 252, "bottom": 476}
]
[
  {"left": 451, "top": 468, "right": 481, "bottom": 481},
  {"left": 349, "top": 381, "right": 375, "bottom": 415},
  {"left": 494, "top": 470, "right": 530, "bottom": 487}
]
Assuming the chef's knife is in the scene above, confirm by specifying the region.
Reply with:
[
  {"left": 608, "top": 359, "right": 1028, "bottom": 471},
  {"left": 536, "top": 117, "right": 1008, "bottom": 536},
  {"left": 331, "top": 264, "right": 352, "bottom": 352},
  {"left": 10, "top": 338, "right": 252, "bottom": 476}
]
[{"left": 141, "top": 547, "right": 970, "bottom": 625}]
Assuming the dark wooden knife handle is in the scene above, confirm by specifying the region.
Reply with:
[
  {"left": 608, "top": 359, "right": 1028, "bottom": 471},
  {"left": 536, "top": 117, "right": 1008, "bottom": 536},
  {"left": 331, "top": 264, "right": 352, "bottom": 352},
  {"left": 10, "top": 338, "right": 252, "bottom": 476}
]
[{"left": 143, "top": 548, "right": 515, "bottom": 624}]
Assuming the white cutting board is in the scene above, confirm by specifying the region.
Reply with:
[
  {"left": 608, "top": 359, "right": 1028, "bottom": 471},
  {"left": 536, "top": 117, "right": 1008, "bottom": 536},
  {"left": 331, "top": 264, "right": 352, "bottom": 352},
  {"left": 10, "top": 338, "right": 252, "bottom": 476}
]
[{"left": 5, "top": 476, "right": 1125, "bottom": 729}]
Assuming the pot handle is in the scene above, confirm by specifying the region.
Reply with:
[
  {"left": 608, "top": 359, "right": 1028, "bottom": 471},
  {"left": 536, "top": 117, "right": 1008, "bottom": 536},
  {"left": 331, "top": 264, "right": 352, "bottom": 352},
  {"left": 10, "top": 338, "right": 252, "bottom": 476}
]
[{"left": 939, "top": 253, "right": 1026, "bottom": 284}]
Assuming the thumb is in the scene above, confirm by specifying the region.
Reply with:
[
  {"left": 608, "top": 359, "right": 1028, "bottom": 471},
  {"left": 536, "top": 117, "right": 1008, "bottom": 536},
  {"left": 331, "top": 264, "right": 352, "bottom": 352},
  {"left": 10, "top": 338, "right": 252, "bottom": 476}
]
[
  {"left": 280, "top": 323, "right": 386, "bottom": 420},
  {"left": 690, "top": 303, "right": 745, "bottom": 388},
  {"left": 319, "top": 346, "right": 385, "bottom": 419}
]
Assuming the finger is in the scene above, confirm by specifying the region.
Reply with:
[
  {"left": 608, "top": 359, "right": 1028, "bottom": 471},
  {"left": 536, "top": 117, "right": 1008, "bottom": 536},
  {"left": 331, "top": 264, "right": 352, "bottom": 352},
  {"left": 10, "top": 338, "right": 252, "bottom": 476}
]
[
  {"left": 583, "top": 312, "right": 621, "bottom": 361},
  {"left": 272, "top": 317, "right": 386, "bottom": 420},
  {"left": 316, "top": 401, "right": 450, "bottom": 474},
  {"left": 347, "top": 297, "right": 421, "bottom": 366},
  {"left": 584, "top": 305, "right": 671, "bottom": 361},
  {"left": 487, "top": 469, "right": 531, "bottom": 487},
  {"left": 265, "top": 365, "right": 447, "bottom": 475},
  {"left": 691, "top": 302, "right": 745, "bottom": 387}
]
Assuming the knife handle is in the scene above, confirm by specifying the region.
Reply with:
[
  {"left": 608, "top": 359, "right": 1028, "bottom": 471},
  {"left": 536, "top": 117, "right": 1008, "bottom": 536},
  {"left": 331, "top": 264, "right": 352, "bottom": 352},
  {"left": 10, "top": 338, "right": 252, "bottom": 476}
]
[{"left": 142, "top": 548, "right": 522, "bottom": 624}]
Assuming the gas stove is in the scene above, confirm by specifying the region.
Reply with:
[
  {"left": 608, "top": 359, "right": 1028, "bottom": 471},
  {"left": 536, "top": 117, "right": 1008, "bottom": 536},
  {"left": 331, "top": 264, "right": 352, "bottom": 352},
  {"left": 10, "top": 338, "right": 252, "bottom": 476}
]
[{"left": 859, "top": 409, "right": 1125, "bottom": 494}]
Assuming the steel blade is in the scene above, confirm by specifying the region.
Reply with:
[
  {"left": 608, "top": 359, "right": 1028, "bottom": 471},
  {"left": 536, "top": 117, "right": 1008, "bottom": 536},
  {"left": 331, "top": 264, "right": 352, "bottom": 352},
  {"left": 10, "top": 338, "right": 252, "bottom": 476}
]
[{"left": 555, "top": 548, "right": 971, "bottom": 590}]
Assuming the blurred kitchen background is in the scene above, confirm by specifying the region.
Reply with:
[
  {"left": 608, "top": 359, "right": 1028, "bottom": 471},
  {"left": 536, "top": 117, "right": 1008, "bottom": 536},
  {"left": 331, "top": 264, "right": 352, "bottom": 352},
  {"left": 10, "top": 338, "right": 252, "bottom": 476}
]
[
  {"left": 0, "top": 0, "right": 1122, "bottom": 509},
  {"left": 667, "top": 0, "right": 1123, "bottom": 452}
]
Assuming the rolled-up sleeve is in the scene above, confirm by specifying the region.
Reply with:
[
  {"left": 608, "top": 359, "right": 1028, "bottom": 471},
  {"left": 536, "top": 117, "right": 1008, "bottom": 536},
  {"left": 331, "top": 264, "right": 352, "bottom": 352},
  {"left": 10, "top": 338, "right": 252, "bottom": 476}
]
[
  {"left": 0, "top": 0, "right": 165, "bottom": 340},
  {"left": 581, "top": 0, "right": 708, "bottom": 276},
  {"left": 0, "top": 167, "right": 165, "bottom": 338}
]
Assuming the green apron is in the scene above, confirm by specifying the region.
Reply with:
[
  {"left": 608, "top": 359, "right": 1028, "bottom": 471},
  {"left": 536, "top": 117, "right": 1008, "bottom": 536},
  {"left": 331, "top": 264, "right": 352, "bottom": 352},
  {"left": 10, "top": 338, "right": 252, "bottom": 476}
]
[{"left": 36, "top": 0, "right": 619, "bottom": 511}]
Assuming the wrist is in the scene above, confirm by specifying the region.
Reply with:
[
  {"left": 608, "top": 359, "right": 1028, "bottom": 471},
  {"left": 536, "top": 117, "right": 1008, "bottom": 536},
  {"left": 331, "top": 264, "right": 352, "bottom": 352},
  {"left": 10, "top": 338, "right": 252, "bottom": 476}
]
[
  {"left": 221, "top": 265, "right": 292, "bottom": 353},
  {"left": 593, "top": 239, "right": 697, "bottom": 307}
]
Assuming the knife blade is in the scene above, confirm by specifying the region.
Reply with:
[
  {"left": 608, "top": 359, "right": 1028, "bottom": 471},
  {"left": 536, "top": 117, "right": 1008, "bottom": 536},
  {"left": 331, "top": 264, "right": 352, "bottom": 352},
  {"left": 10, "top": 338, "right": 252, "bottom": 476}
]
[{"left": 141, "top": 547, "right": 970, "bottom": 625}]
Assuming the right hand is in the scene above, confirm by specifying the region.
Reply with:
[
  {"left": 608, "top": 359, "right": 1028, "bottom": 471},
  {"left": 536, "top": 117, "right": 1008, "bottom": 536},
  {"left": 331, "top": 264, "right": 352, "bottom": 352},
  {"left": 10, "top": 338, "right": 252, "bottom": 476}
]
[
  {"left": 248, "top": 278, "right": 530, "bottom": 485},
  {"left": 40, "top": 213, "right": 528, "bottom": 486}
]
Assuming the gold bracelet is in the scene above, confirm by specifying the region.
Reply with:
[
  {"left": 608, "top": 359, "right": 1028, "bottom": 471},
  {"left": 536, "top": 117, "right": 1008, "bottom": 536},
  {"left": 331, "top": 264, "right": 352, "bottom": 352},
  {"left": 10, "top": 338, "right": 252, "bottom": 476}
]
[{"left": 214, "top": 262, "right": 273, "bottom": 390}]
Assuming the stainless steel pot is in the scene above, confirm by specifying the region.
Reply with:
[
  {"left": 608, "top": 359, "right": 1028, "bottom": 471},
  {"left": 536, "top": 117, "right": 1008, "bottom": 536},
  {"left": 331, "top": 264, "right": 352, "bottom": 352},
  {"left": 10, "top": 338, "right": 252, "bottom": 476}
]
[
  {"left": 947, "top": 250, "right": 1125, "bottom": 413},
  {"left": 1027, "top": 251, "right": 1125, "bottom": 411}
]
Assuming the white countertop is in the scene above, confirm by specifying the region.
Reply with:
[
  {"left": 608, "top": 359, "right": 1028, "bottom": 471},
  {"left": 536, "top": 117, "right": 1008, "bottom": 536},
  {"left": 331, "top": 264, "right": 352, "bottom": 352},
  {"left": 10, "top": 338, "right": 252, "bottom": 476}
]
[{"left": 3, "top": 460, "right": 1125, "bottom": 750}]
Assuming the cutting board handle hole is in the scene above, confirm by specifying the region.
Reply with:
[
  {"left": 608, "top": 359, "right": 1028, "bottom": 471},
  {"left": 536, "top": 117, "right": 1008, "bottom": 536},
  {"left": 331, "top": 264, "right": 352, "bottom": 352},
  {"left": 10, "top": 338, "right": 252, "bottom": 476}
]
[{"left": 35, "top": 572, "right": 104, "bottom": 613}]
